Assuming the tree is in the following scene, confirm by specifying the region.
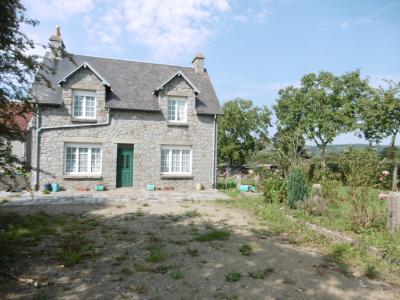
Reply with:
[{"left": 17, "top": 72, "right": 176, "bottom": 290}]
[
  {"left": 359, "top": 80, "right": 400, "bottom": 191},
  {"left": 258, "top": 126, "right": 308, "bottom": 176},
  {"left": 218, "top": 98, "right": 271, "bottom": 166},
  {"left": 274, "top": 71, "right": 372, "bottom": 167},
  {"left": 0, "top": 0, "right": 43, "bottom": 180}
]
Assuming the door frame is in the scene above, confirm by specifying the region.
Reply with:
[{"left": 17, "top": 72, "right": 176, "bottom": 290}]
[{"left": 116, "top": 144, "right": 134, "bottom": 188}]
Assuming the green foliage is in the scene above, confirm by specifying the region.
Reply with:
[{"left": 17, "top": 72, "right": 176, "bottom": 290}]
[
  {"left": 168, "top": 270, "right": 184, "bottom": 280},
  {"left": 0, "top": 0, "right": 43, "bottom": 177},
  {"left": 195, "top": 229, "right": 230, "bottom": 242},
  {"left": 218, "top": 98, "right": 271, "bottom": 165},
  {"left": 262, "top": 175, "right": 287, "bottom": 204},
  {"left": 274, "top": 71, "right": 372, "bottom": 167},
  {"left": 337, "top": 148, "right": 387, "bottom": 188},
  {"left": 239, "top": 243, "right": 253, "bottom": 256},
  {"left": 287, "top": 169, "right": 309, "bottom": 208},
  {"left": 146, "top": 246, "right": 167, "bottom": 263},
  {"left": 358, "top": 81, "right": 400, "bottom": 190},
  {"left": 347, "top": 188, "right": 385, "bottom": 233},
  {"left": 225, "top": 272, "right": 241, "bottom": 282}
]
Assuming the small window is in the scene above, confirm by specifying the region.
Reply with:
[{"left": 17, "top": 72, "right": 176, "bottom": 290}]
[
  {"left": 72, "top": 90, "right": 96, "bottom": 119},
  {"left": 65, "top": 143, "right": 102, "bottom": 175},
  {"left": 167, "top": 97, "right": 187, "bottom": 122},
  {"left": 160, "top": 146, "right": 192, "bottom": 174}
]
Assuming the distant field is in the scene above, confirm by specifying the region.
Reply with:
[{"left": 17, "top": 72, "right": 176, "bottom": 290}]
[{"left": 305, "top": 144, "right": 386, "bottom": 156}]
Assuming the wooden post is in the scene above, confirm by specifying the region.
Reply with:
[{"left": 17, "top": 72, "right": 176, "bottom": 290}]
[
  {"left": 388, "top": 192, "right": 400, "bottom": 234},
  {"left": 236, "top": 175, "right": 241, "bottom": 190}
]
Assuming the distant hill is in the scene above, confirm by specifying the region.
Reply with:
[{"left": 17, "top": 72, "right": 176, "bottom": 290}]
[{"left": 305, "top": 144, "right": 386, "bottom": 156}]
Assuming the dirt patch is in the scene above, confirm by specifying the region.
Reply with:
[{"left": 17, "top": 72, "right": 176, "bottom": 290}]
[{"left": 0, "top": 200, "right": 398, "bottom": 299}]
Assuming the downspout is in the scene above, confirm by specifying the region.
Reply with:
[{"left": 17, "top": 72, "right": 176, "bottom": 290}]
[
  {"left": 212, "top": 114, "right": 218, "bottom": 189},
  {"left": 34, "top": 107, "right": 111, "bottom": 190}
]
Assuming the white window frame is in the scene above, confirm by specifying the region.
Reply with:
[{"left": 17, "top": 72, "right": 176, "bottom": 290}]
[
  {"left": 72, "top": 90, "right": 96, "bottom": 119},
  {"left": 167, "top": 97, "right": 187, "bottom": 123},
  {"left": 64, "top": 143, "right": 102, "bottom": 175},
  {"left": 160, "top": 146, "right": 192, "bottom": 175}
]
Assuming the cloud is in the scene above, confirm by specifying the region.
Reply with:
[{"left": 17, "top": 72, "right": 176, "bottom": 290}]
[
  {"left": 23, "top": 0, "right": 272, "bottom": 61},
  {"left": 23, "top": 0, "right": 95, "bottom": 20}
]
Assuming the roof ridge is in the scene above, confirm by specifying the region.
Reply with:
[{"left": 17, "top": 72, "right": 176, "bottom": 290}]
[{"left": 70, "top": 53, "right": 194, "bottom": 70}]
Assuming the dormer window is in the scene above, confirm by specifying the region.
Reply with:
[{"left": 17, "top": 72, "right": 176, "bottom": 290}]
[
  {"left": 72, "top": 90, "right": 96, "bottom": 119},
  {"left": 167, "top": 97, "right": 187, "bottom": 123}
]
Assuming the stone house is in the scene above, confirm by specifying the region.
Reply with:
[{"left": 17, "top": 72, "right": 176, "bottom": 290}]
[{"left": 31, "top": 27, "right": 222, "bottom": 191}]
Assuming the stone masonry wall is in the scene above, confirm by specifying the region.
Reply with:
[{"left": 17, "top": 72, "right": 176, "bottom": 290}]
[{"left": 36, "top": 71, "right": 215, "bottom": 190}]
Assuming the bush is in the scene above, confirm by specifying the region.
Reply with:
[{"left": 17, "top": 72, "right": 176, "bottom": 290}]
[
  {"left": 338, "top": 148, "right": 386, "bottom": 188},
  {"left": 347, "top": 187, "right": 385, "bottom": 233},
  {"left": 298, "top": 184, "right": 329, "bottom": 216},
  {"left": 287, "top": 169, "right": 308, "bottom": 209},
  {"left": 262, "top": 175, "right": 287, "bottom": 204}
]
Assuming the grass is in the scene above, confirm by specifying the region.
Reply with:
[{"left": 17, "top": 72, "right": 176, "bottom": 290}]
[
  {"left": 146, "top": 246, "right": 167, "bottom": 263},
  {"left": 221, "top": 196, "right": 400, "bottom": 287},
  {"left": 184, "top": 210, "right": 202, "bottom": 218},
  {"left": 239, "top": 243, "right": 254, "bottom": 256},
  {"left": 225, "top": 272, "right": 241, "bottom": 282},
  {"left": 168, "top": 269, "right": 184, "bottom": 280},
  {"left": 195, "top": 229, "right": 230, "bottom": 242},
  {"left": 0, "top": 212, "right": 99, "bottom": 267},
  {"left": 248, "top": 268, "right": 274, "bottom": 279}
]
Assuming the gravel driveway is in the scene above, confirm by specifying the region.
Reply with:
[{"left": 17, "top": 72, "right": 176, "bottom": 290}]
[{"left": 0, "top": 199, "right": 398, "bottom": 299}]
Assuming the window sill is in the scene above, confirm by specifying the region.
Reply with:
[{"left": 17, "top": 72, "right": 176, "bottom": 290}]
[
  {"left": 167, "top": 122, "right": 189, "bottom": 127},
  {"left": 160, "top": 174, "right": 193, "bottom": 179},
  {"left": 63, "top": 175, "right": 102, "bottom": 179},
  {"left": 71, "top": 118, "right": 97, "bottom": 123}
]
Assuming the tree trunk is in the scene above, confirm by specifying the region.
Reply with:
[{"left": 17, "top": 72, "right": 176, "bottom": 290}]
[
  {"left": 320, "top": 144, "right": 327, "bottom": 168},
  {"left": 388, "top": 192, "right": 400, "bottom": 234},
  {"left": 391, "top": 134, "right": 398, "bottom": 192}
]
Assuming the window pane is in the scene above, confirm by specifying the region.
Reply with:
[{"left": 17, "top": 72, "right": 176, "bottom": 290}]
[
  {"left": 85, "top": 96, "right": 95, "bottom": 118},
  {"left": 161, "top": 149, "right": 169, "bottom": 173},
  {"left": 73, "top": 96, "right": 84, "bottom": 117},
  {"left": 91, "top": 148, "right": 101, "bottom": 173},
  {"left": 176, "top": 101, "right": 185, "bottom": 121},
  {"left": 171, "top": 149, "right": 181, "bottom": 173},
  {"left": 78, "top": 148, "right": 89, "bottom": 173},
  {"left": 66, "top": 147, "right": 76, "bottom": 173},
  {"left": 167, "top": 99, "right": 176, "bottom": 121},
  {"left": 182, "top": 150, "right": 191, "bottom": 173}
]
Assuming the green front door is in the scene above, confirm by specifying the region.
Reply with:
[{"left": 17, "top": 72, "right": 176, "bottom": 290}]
[{"left": 117, "top": 147, "right": 133, "bottom": 187}]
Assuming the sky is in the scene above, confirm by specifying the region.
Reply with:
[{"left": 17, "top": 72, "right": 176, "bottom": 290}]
[{"left": 21, "top": 0, "right": 400, "bottom": 145}]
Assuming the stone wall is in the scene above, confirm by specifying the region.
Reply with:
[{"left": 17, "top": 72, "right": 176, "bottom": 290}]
[{"left": 35, "top": 71, "right": 216, "bottom": 190}]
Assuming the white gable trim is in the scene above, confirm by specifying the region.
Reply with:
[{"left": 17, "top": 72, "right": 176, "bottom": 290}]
[
  {"left": 57, "top": 61, "right": 111, "bottom": 87},
  {"left": 154, "top": 71, "right": 200, "bottom": 95}
]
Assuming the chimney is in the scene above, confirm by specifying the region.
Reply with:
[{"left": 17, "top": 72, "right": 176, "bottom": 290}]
[
  {"left": 192, "top": 53, "right": 205, "bottom": 74},
  {"left": 49, "top": 25, "right": 65, "bottom": 59}
]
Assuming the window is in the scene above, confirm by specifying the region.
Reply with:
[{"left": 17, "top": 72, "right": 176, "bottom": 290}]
[
  {"left": 160, "top": 146, "right": 192, "bottom": 174},
  {"left": 167, "top": 97, "right": 187, "bottom": 122},
  {"left": 72, "top": 90, "right": 96, "bottom": 119},
  {"left": 65, "top": 144, "right": 102, "bottom": 175}
]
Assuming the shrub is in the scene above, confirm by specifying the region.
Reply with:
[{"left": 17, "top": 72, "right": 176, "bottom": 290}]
[
  {"left": 347, "top": 188, "right": 385, "bottom": 233},
  {"left": 337, "top": 148, "right": 385, "bottom": 188},
  {"left": 298, "top": 184, "right": 328, "bottom": 216},
  {"left": 262, "top": 175, "right": 287, "bottom": 204},
  {"left": 287, "top": 169, "right": 308, "bottom": 209}
]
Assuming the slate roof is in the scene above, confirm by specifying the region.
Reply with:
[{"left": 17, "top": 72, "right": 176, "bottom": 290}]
[{"left": 32, "top": 53, "right": 222, "bottom": 115}]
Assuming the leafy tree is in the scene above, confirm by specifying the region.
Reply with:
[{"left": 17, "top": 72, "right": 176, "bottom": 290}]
[
  {"left": 258, "top": 126, "right": 308, "bottom": 176},
  {"left": 0, "top": 0, "right": 43, "bottom": 181},
  {"left": 274, "top": 71, "right": 372, "bottom": 168},
  {"left": 359, "top": 80, "right": 400, "bottom": 191},
  {"left": 218, "top": 98, "right": 271, "bottom": 166}
]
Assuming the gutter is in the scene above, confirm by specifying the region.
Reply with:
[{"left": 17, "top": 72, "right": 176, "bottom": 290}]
[
  {"left": 212, "top": 114, "right": 218, "bottom": 188},
  {"left": 34, "top": 107, "right": 111, "bottom": 190}
]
